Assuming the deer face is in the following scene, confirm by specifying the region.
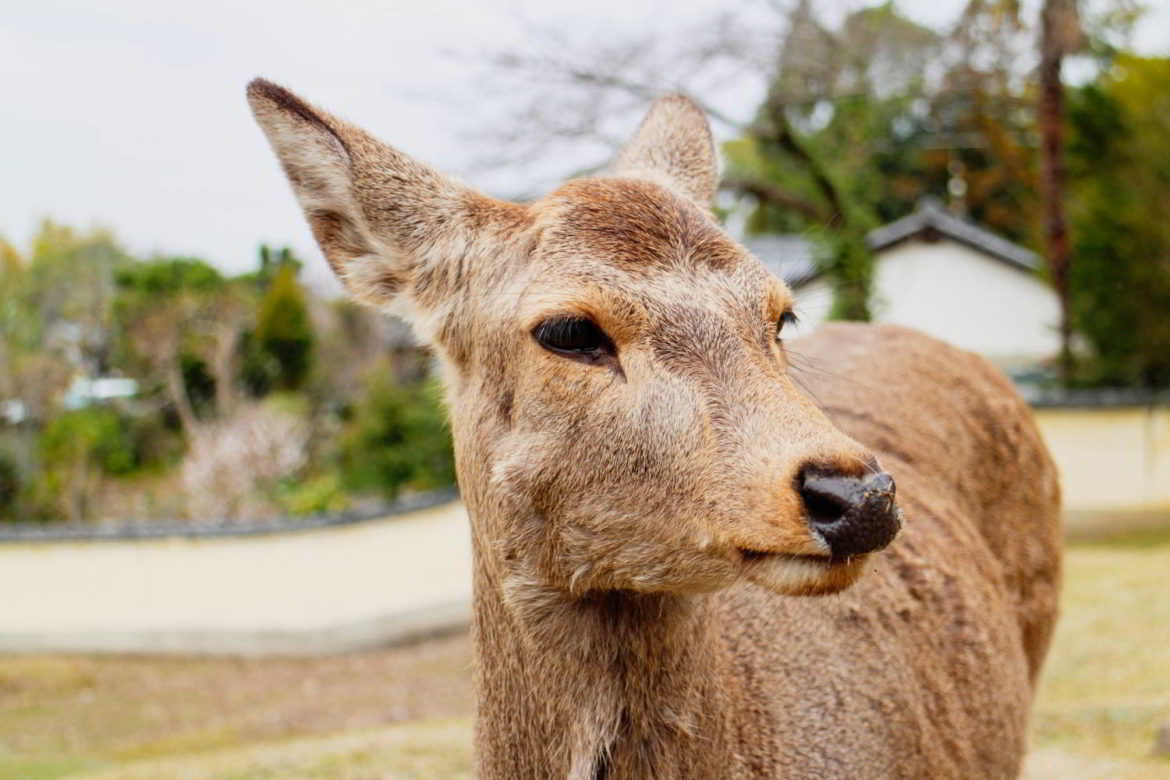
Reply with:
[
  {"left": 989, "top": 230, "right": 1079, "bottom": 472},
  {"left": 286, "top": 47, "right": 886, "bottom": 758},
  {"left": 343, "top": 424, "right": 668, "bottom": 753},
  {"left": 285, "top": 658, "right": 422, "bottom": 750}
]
[{"left": 248, "top": 81, "right": 900, "bottom": 599}]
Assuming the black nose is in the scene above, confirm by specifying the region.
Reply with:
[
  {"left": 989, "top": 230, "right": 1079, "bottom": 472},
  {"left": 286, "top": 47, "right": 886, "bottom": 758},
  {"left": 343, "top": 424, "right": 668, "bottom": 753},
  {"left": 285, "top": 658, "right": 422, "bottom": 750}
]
[{"left": 799, "top": 468, "right": 900, "bottom": 558}]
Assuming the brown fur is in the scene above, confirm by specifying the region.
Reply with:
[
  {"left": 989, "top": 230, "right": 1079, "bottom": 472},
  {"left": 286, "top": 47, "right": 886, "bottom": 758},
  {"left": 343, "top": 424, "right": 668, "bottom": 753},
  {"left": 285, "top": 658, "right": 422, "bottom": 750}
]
[{"left": 247, "top": 79, "right": 1061, "bottom": 778}]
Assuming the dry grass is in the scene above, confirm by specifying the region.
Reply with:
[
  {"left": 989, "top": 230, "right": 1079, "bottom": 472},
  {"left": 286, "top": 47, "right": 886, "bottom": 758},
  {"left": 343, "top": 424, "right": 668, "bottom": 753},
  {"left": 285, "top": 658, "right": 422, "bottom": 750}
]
[
  {"left": 1023, "top": 526, "right": 1170, "bottom": 778},
  {"left": 0, "top": 633, "right": 473, "bottom": 779},
  {"left": 1, "top": 529, "right": 1168, "bottom": 779},
  {"left": 81, "top": 719, "right": 473, "bottom": 780}
]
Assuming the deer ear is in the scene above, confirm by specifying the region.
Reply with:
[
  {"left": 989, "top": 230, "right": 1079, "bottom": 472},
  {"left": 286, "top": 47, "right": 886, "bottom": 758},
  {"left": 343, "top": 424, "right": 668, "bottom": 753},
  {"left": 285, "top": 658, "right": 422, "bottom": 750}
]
[
  {"left": 613, "top": 94, "right": 718, "bottom": 209},
  {"left": 246, "top": 78, "right": 482, "bottom": 310}
]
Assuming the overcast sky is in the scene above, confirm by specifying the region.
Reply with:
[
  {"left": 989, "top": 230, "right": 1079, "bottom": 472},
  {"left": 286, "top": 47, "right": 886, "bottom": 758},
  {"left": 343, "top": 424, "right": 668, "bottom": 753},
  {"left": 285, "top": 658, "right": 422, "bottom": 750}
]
[{"left": 3, "top": 0, "right": 1167, "bottom": 289}]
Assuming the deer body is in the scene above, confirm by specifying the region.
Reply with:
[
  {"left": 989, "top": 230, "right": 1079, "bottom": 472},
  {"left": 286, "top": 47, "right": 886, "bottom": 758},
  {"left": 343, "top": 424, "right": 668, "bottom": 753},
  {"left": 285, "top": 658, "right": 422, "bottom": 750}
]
[
  {"left": 248, "top": 80, "right": 1061, "bottom": 779},
  {"left": 470, "top": 323, "right": 1059, "bottom": 779}
]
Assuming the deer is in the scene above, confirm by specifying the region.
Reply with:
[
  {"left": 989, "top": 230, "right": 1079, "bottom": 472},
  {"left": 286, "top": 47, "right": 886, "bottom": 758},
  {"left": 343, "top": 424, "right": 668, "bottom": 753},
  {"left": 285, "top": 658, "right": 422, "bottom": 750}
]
[{"left": 247, "top": 79, "right": 1062, "bottom": 779}]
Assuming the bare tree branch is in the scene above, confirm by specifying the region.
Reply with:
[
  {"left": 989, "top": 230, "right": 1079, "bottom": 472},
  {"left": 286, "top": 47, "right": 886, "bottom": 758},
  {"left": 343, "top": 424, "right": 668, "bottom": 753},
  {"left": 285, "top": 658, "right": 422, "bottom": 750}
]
[{"left": 720, "top": 176, "right": 828, "bottom": 222}]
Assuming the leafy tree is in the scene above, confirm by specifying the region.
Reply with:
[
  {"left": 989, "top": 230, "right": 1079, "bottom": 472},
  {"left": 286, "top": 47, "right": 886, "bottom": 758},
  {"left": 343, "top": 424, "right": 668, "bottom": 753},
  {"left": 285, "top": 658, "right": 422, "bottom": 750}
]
[
  {"left": 727, "top": 3, "right": 943, "bottom": 320},
  {"left": 114, "top": 256, "right": 256, "bottom": 420},
  {"left": 1067, "top": 55, "right": 1170, "bottom": 387},
  {"left": 23, "top": 220, "right": 129, "bottom": 376},
  {"left": 114, "top": 256, "right": 224, "bottom": 296},
  {"left": 0, "top": 222, "right": 129, "bottom": 421},
  {"left": 114, "top": 257, "right": 227, "bottom": 432}
]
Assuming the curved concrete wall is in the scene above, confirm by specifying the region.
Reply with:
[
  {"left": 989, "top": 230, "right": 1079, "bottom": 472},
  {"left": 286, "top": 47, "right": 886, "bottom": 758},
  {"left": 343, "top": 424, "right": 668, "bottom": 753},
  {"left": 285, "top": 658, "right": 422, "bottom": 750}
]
[
  {"left": 1035, "top": 406, "right": 1170, "bottom": 514},
  {"left": 0, "top": 502, "right": 471, "bottom": 656}
]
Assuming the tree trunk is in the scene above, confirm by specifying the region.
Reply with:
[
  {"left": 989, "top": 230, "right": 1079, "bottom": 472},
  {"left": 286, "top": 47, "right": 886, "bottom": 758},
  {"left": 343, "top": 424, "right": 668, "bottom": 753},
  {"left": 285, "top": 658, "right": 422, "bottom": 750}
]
[
  {"left": 1039, "top": 0, "right": 1079, "bottom": 382},
  {"left": 165, "top": 360, "right": 199, "bottom": 435},
  {"left": 212, "top": 327, "right": 241, "bottom": 417}
]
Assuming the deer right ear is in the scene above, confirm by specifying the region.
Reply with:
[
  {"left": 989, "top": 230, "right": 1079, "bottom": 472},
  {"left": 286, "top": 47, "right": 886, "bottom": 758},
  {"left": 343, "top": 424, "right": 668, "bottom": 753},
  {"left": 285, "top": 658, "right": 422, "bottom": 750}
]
[
  {"left": 613, "top": 94, "right": 719, "bottom": 210},
  {"left": 246, "top": 78, "right": 481, "bottom": 311}
]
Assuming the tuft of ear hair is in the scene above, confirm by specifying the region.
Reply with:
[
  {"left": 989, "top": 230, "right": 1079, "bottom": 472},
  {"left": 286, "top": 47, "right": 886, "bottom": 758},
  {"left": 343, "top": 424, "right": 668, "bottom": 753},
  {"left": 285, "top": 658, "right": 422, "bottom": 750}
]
[
  {"left": 246, "top": 78, "right": 483, "bottom": 310},
  {"left": 613, "top": 93, "right": 719, "bottom": 210}
]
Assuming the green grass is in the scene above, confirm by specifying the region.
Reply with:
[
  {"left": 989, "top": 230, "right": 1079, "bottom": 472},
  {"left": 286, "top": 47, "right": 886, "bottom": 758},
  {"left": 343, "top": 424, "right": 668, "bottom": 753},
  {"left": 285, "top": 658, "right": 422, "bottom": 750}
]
[{"left": 0, "top": 755, "right": 104, "bottom": 780}]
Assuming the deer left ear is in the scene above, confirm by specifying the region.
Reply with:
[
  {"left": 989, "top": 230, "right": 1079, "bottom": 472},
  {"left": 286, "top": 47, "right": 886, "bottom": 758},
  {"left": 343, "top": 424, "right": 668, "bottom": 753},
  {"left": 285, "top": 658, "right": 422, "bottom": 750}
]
[
  {"left": 246, "top": 78, "right": 489, "bottom": 313},
  {"left": 613, "top": 94, "right": 718, "bottom": 209}
]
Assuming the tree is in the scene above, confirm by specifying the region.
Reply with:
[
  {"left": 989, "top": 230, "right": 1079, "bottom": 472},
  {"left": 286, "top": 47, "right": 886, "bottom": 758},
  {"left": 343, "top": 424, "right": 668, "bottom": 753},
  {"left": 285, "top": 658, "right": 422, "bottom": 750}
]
[
  {"left": 1067, "top": 56, "right": 1170, "bottom": 387},
  {"left": 464, "top": 2, "right": 1002, "bottom": 321},
  {"left": 1038, "top": 0, "right": 1084, "bottom": 379},
  {"left": 0, "top": 223, "right": 131, "bottom": 422},
  {"left": 253, "top": 263, "right": 314, "bottom": 392},
  {"left": 114, "top": 257, "right": 226, "bottom": 433}
]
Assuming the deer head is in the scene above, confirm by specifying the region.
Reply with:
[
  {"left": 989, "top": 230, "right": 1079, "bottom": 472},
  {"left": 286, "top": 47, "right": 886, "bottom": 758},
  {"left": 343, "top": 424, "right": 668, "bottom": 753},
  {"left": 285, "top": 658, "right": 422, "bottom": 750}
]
[{"left": 247, "top": 79, "right": 899, "bottom": 599}]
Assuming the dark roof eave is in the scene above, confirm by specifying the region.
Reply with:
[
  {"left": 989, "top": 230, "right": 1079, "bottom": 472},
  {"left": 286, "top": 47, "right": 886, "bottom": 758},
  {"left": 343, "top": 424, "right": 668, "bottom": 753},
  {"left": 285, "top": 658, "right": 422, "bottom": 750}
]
[{"left": 865, "top": 200, "right": 1042, "bottom": 274}]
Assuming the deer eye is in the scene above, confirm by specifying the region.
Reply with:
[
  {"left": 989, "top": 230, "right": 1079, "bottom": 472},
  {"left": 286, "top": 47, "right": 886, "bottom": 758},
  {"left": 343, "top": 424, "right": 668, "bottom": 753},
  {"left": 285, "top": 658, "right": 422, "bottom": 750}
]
[
  {"left": 775, "top": 310, "right": 798, "bottom": 342},
  {"left": 533, "top": 316, "right": 614, "bottom": 363}
]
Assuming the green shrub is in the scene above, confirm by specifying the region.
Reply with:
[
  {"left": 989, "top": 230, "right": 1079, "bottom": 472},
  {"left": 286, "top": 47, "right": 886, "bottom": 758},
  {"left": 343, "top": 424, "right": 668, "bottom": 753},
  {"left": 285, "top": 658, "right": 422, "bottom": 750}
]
[
  {"left": 123, "top": 412, "right": 183, "bottom": 472},
  {"left": 40, "top": 408, "right": 135, "bottom": 476},
  {"left": 279, "top": 472, "right": 349, "bottom": 516},
  {"left": 0, "top": 452, "right": 19, "bottom": 519},
  {"left": 340, "top": 372, "right": 455, "bottom": 500},
  {"left": 35, "top": 407, "right": 138, "bottom": 521}
]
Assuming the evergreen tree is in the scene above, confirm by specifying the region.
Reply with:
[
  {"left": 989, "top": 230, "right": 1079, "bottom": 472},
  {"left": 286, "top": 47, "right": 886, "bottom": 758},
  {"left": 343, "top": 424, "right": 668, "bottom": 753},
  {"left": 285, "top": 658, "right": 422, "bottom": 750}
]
[{"left": 254, "top": 264, "right": 314, "bottom": 392}]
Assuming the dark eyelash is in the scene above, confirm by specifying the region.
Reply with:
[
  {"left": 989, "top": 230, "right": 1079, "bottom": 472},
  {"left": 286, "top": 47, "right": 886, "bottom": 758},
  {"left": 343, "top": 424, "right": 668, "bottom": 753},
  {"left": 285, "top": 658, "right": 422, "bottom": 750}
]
[{"left": 776, "top": 310, "right": 798, "bottom": 341}]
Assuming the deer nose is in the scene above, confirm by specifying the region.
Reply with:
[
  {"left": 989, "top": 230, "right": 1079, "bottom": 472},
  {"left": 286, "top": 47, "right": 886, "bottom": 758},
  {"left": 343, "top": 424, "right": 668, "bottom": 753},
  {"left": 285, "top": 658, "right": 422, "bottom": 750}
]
[{"left": 799, "top": 468, "right": 900, "bottom": 558}]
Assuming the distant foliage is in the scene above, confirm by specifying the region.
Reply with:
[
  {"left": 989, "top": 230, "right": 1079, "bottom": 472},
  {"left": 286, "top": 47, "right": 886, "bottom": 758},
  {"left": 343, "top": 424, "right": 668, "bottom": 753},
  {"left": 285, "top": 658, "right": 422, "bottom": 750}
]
[
  {"left": 1068, "top": 56, "right": 1170, "bottom": 388},
  {"left": 278, "top": 472, "right": 349, "bottom": 516},
  {"left": 340, "top": 370, "right": 455, "bottom": 500},
  {"left": 181, "top": 398, "right": 310, "bottom": 521},
  {"left": 38, "top": 408, "right": 137, "bottom": 521},
  {"left": 718, "top": 2, "right": 1042, "bottom": 321},
  {"left": 40, "top": 408, "right": 135, "bottom": 477},
  {"left": 251, "top": 264, "right": 314, "bottom": 393},
  {"left": 114, "top": 256, "right": 224, "bottom": 296},
  {"left": 0, "top": 225, "right": 446, "bottom": 524},
  {"left": 0, "top": 451, "right": 19, "bottom": 520}
]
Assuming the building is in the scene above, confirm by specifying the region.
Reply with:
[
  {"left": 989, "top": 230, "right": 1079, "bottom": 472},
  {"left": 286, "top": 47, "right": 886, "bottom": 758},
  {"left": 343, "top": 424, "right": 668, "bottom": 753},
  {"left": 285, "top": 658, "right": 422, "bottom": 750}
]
[{"left": 746, "top": 198, "right": 1061, "bottom": 371}]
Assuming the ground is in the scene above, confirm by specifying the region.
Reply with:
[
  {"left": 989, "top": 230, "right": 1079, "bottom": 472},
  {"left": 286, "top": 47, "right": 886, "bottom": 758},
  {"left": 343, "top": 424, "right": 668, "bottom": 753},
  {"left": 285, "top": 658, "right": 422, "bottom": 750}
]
[
  {"left": 1024, "top": 525, "right": 1170, "bottom": 779},
  {"left": 1, "top": 528, "right": 1168, "bottom": 779}
]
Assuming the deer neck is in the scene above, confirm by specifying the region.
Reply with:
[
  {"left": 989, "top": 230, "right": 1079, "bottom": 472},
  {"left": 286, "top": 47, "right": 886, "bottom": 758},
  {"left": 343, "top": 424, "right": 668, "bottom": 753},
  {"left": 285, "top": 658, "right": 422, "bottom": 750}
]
[{"left": 470, "top": 537, "right": 741, "bottom": 779}]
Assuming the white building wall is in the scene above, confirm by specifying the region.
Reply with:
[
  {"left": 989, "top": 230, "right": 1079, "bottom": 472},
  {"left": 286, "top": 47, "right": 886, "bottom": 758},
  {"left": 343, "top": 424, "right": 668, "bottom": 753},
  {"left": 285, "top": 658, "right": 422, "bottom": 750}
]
[{"left": 790, "top": 238, "right": 1061, "bottom": 367}]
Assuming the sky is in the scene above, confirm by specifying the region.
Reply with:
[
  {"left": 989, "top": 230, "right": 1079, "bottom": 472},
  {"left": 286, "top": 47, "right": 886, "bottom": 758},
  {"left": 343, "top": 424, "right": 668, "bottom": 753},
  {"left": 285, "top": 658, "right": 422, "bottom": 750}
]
[{"left": 2, "top": 0, "right": 1167, "bottom": 290}]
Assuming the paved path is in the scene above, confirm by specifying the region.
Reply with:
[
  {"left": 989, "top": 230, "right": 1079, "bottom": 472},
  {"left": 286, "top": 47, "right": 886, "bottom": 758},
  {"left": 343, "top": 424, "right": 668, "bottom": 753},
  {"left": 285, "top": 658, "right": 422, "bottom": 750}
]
[{"left": 0, "top": 501, "right": 472, "bottom": 656}]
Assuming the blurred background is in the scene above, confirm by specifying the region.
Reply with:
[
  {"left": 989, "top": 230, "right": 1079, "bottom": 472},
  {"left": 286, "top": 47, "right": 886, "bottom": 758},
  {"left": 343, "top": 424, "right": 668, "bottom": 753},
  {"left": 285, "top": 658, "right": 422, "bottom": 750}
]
[{"left": 1, "top": 0, "right": 1168, "bottom": 777}]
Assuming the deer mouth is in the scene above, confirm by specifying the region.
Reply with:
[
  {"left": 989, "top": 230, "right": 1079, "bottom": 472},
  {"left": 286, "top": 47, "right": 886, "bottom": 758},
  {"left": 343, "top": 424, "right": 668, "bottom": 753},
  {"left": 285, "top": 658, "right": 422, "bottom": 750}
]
[
  {"left": 738, "top": 548, "right": 834, "bottom": 565},
  {"left": 737, "top": 548, "right": 866, "bottom": 595}
]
